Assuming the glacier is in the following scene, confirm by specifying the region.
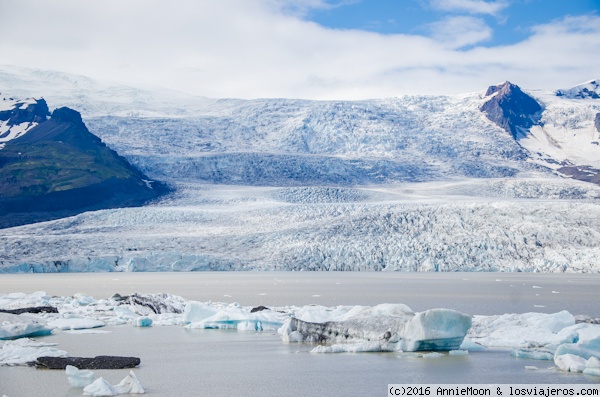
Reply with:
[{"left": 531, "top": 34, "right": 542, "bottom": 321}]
[
  {"left": 1, "top": 67, "right": 600, "bottom": 272},
  {"left": 2, "top": 181, "right": 600, "bottom": 273}
]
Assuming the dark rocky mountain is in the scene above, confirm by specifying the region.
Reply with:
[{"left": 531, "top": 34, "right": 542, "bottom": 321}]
[
  {"left": 480, "top": 81, "right": 543, "bottom": 139},
  {"left": 0, "top": 105, "right": 169, "bottom": 228},
  {"left": 0, "top": 98, "right": 49, "bottom": 127},
  {"left": 595, "top": 113, "right": 600, "bottom": 133}
]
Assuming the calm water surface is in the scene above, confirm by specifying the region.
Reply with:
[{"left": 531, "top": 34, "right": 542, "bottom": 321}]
[{"left": 1, "top": 272, "right": 599, "bottom": 396}]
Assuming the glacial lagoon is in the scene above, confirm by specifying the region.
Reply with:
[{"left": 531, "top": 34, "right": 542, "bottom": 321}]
[{"left": 1, "top": 272, "right": 599, "bottom": 396}]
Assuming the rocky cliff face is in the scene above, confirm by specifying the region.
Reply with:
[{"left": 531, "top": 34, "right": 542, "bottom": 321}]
[
  {"left": 595, "top": 113, "right": 600, "bottom": 133},
  {"left": 0, "top": 105, "right": 169, "bottom": 228},
  {"left": 0, "top": 98, "right": 49, "bottom": 126},
  {"left": 480, "top": 82, "right": 543, "bottom": 139}
]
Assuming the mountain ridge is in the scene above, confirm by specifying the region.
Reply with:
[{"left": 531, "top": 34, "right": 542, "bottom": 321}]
[
  {"left": 2, "top": 69, "right": 600, "bottom": 272},
  {"left": 0, "top": 102, "right": 170, "bottom": 228}
]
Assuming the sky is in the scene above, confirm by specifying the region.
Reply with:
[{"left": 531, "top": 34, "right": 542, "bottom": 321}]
[{"left": 0, "top": 0, "right": 599, "bottom": 100}]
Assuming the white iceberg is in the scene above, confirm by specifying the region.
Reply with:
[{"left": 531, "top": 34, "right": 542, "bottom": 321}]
[
  {"left": 183, "top": 301, "right": 218, "bottom": 323},
  {"left": 65, "top": 365, "right": 95, "bottom": 388},
  {"left": 0, "top": 338, "right": 67, "bottom": 366},
  {"left": 47, "top": 316, "right": 105, "bottom": 331},
  {"left": 83, "top": 377, "right": 117, "bottom": 396},
  {"left": 555, "top": 353, "right": 588, "bottom": 373},
  {"left": 0, "top": 313, "right": 53, "bottom": 340},
  {"left": 279, "top": 304, "right": 472, "bottom": 352},
  {"left": 467, "top": 310, "right": 577, "bottom": 348},
  {"left": 584, "top": 356, "right": 600, "bottom": 376},
  {"left": 0, "top": 291, "right": 52, "bottom": 310},
  {"left": 83, "top": 371, "right": 145, "bottom": 396},
  {"left": 554, "top": 324, "right": 600, "bottom": 376},
  {"left": 187, "top": 302, "right": 285, "bottom": 331}
]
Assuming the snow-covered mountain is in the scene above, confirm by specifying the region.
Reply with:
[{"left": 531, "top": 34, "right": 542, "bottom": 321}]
[
  {"left": 556, "top": 79, "right": 600, "bottom": 99},
  {"left": 0, "top": 96, "right": 49, "bottom": 149},
  {"left": 1, "top": 66, "right": 600, "bottom": 273}
]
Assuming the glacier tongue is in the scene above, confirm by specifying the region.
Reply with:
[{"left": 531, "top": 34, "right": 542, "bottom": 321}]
[
  {"left": 278, "top": 304, "right": 472, "bottom": 352},
  {"left": 3, "top": 181, "right": 600, "bottom": 273}
]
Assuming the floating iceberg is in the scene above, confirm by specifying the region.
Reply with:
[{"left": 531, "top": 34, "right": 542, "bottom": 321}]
[
  {"left": 0, "top": 291, "right": 52, "bottom": 310},
  {"left": 186, "top": 302, "right": 285, "bottom": 331},
  {"left": 0, "top": 338, "right": 67, "bottom": 365},
  {"left": 554, "top": 324, "right": 600, "bottom": 376},
  {"left": 131, "top": 317, "right": 152, "bottom": 327},
  {"left": 183, "top": 301, "right": 218, "bottom": 323},
  {"left": 83, "top": 371, "right": 145, "bottom": 396},
  {"left": 0, "top": 313, "right": 53, "bottom": 340},
  {"left": 467, "top": 310, "right": 577, "bottom": 348},
  {"left": 65, "top": 365, "right": 95, "bottom": 388},
  {"left": 279, "top": 304, "right": 472, "bottom": 352},
  {"left": 47, "top": 316, "right": 105, "bottom": 331}
]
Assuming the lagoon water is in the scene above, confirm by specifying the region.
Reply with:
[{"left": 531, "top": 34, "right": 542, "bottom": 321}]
[{"left": 1, "top": 272, "right": 599, "bottom": 396}]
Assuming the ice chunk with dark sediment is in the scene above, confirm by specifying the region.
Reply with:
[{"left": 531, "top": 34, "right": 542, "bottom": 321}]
[{"left": 278, "top": 304, "right": 472, "bottom": 352}]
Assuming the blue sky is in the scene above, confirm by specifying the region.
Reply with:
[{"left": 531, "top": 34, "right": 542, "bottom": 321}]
[
  {"left": 0, "top": 0, "right": 599, "bottom": 99},
  {"left": 306, "top": 0, "right": 599, "bottom": 47}
]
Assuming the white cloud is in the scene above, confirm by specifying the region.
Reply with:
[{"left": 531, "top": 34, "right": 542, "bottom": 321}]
[
  {"left": 0, "top": 0, "right": 598, "bottom": 99},
  {"left": 428, "top": 0, "right": 509, "bottom": 16},
  {"left": 267, "top": 0, "right": 357, "bottom": 16},
  {"left": 427, "top": 16, "right": 492, "bottom": 48}
]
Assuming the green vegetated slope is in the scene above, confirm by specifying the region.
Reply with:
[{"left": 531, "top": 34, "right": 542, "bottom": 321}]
[{"left": 0, "top": 107, "right": 169, "bottom": 228}]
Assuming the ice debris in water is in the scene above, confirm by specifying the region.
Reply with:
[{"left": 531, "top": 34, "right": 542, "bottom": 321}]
[
  {"left": 65, "top": 365, "right": 95, "bottom": 388},
  {"left": 83, "top": 371, "right": 145, "bottom": 396},
  {"left": 279, "top": 304, "right": 472, "bottom": 352}
]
